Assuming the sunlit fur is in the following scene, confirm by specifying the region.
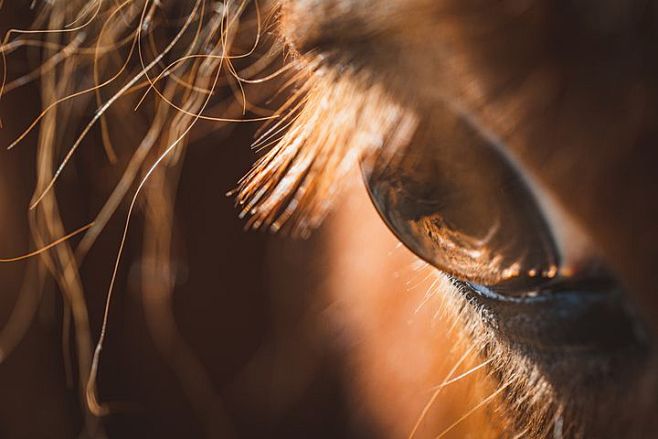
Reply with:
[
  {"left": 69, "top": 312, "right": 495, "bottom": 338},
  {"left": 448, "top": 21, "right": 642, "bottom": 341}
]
[
  {"left": 326, "top": 177, "right": 658, "bottom": 438},
  {"left": 3, "top": 0, "right": 657, "bottom": 438},
  {"left": 270, "top": 1, "right": 658, "bottom": 437}
]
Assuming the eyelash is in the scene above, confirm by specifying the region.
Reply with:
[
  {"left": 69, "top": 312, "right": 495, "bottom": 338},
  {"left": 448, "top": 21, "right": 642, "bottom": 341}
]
[{"left": 235, "top": 60, "right": 418, "bottom": 236}]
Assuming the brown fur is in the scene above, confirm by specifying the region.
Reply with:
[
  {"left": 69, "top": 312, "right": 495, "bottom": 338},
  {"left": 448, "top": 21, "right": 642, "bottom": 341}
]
[
  {"left": 2, "top": 0, "right": 658, "bottom": 437},
  {"left": 274, "top": 0, "right": 658, "bottom": 437}
]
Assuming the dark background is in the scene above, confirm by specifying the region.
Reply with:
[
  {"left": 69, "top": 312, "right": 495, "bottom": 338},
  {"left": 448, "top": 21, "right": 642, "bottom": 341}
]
[{"left": 0, "top": 6, "right": 376, "bottom": 438}]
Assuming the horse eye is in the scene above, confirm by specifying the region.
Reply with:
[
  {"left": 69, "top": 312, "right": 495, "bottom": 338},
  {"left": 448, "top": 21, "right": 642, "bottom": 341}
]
[{"left": 363, "top": 110, "right": 560, "bottom": 296}]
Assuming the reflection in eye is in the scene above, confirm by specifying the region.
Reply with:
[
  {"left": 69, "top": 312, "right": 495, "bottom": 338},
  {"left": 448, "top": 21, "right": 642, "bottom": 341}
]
[{"left": 363, "top": 109, "right": 560, "bottom": 296}]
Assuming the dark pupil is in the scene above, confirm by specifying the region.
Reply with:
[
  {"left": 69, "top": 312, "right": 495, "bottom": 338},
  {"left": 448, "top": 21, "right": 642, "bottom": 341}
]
[{"left": 363, "top": 109, "right": 559, "bottom": 292}]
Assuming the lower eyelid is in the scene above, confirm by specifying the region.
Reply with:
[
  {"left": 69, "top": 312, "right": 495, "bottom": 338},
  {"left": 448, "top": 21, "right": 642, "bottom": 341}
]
[{"left": 457, "top": 278, "right": 646, "bottom": 352}]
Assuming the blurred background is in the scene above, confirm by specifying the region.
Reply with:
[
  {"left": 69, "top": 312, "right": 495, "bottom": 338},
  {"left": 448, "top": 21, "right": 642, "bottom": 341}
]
[
  {"left": 0, "top": 7, "right": 374, "bottom": 438},
  {"left": 0, "top": 88, "right": 378, "bottom": 439}
]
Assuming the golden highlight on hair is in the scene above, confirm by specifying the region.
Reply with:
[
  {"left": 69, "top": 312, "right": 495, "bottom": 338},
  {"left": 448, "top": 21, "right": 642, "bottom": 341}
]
[{"left": 235, "top": 56, "right": 418, "bottom": 237}]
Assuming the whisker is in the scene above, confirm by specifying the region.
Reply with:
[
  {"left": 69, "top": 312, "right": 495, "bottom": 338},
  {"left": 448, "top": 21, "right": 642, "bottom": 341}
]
[
  {"left": 435, "top": 381, "right": 511, "bottom": 439},
  {"left": 408, "top": 346, "right": 476, "bottom": 439}
]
